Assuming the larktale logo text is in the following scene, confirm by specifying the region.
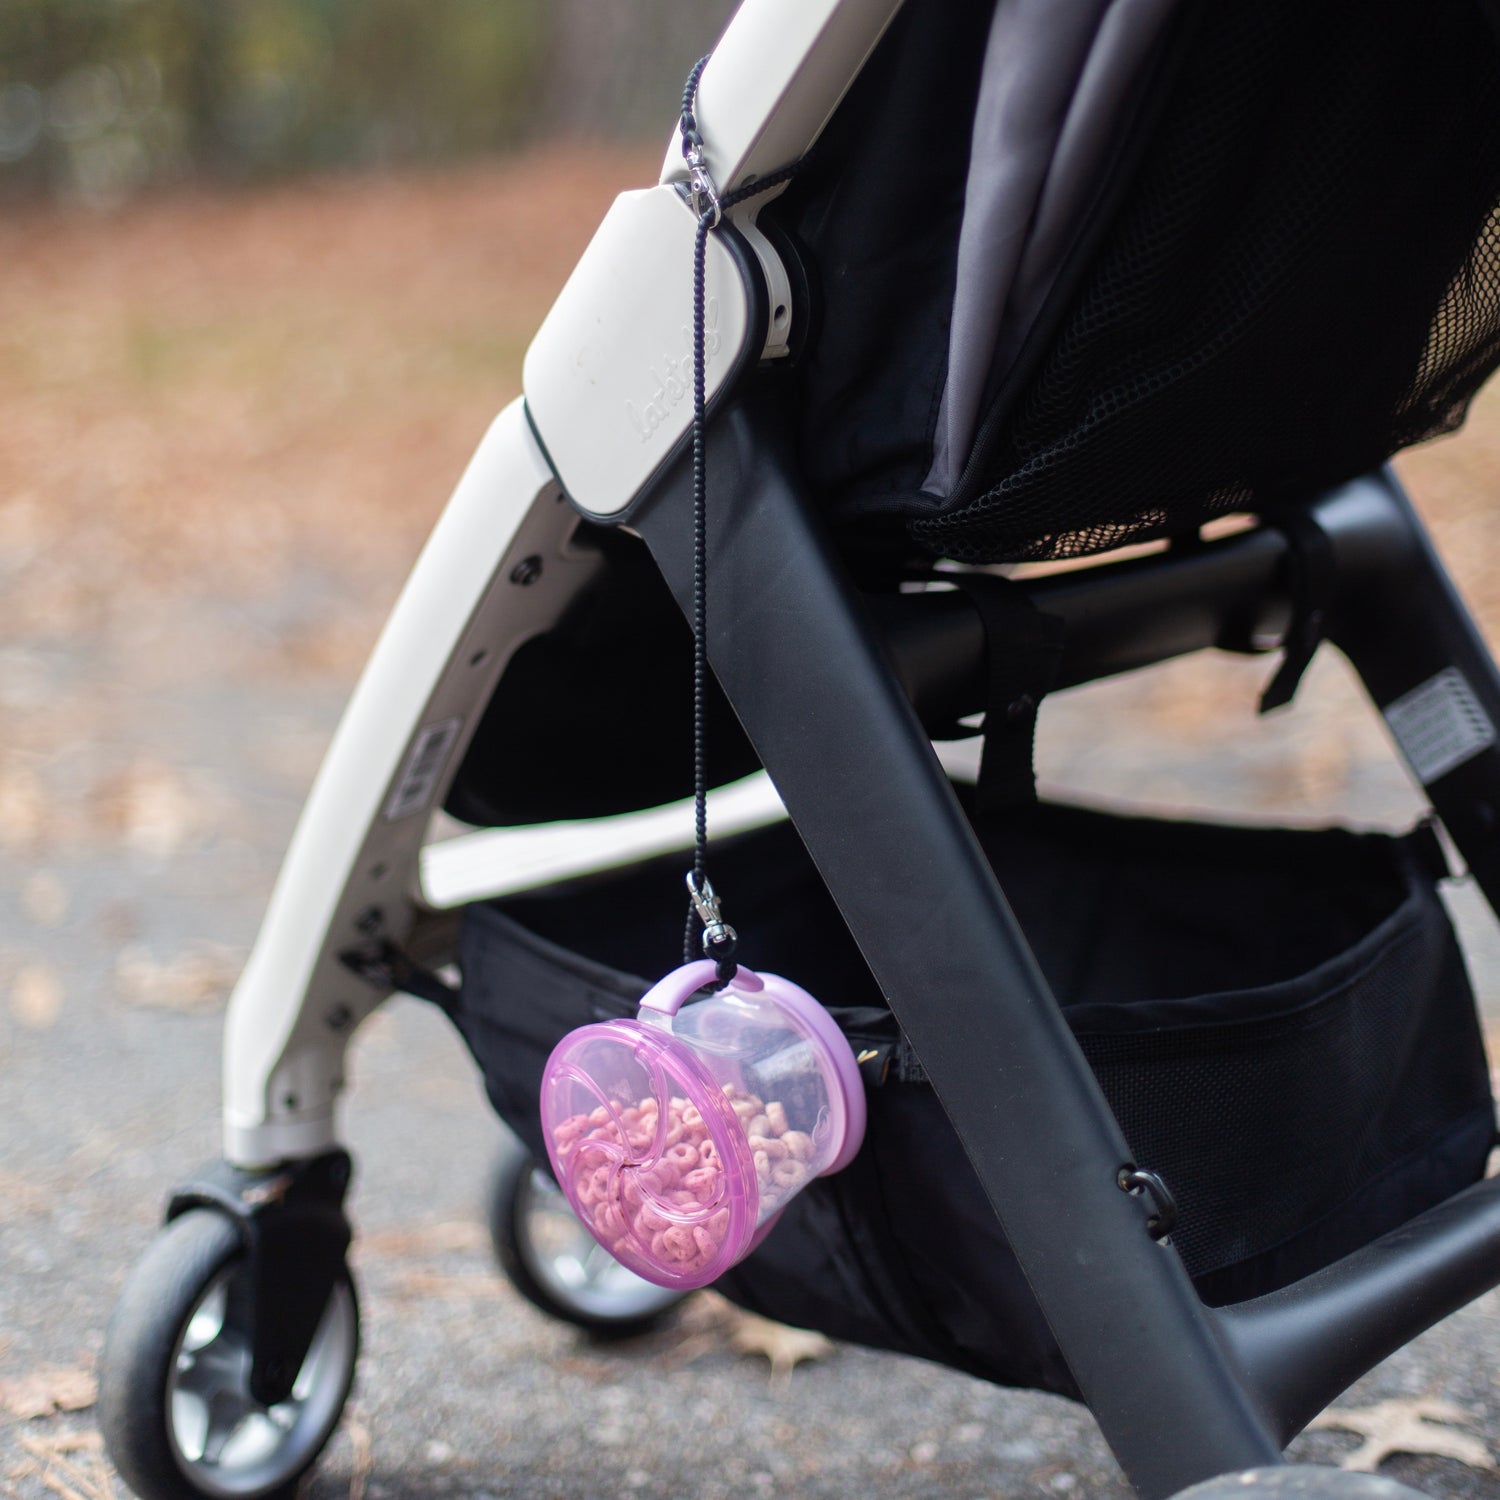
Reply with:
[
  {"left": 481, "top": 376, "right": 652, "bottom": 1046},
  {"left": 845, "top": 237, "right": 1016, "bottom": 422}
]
[{"left": 626, "top": 299, "right": 721, "bottom": 442}]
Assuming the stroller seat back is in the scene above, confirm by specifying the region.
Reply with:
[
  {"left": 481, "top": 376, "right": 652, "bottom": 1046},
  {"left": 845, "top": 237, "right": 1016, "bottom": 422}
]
[{"left": 783, "top": 0, "right": 1500, "bottom": 562}]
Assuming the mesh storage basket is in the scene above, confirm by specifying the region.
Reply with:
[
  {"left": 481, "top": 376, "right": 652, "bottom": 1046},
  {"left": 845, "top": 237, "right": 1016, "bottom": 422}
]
[{"left": 444, "top": 801, "right": 1495, "bottom": 1397}]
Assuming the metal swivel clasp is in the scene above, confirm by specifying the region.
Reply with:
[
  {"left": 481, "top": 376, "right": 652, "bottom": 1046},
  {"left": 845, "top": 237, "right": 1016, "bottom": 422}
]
[{"left": 686, "top": 870, "right": 737, "bottom": 954}]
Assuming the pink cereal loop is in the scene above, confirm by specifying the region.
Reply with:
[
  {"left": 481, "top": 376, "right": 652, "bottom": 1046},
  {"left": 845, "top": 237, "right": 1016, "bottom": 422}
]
[
  {"left": 781, "top": 1130, "right": 814, "bottom": 1163},
  {"left": 683, "top": 1165, "right": 721, "bottom": 1199},
  {"left": 638, "top": 1203, "right": 671, "bottom": 1235},
  {"left": 662, "top": 1224, "right": 698, "bottom": 1261},
  {"left": 771, "top": 1159, "right": 807, "bottom": 1192},
  {"left": 642, "top": 1159, "right": 679, "bottom": 1193}
]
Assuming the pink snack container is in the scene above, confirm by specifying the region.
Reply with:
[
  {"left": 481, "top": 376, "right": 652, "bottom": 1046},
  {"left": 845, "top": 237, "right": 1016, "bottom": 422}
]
[{"left": 540, "top": 960, "right": 867, "bottom": 1291}]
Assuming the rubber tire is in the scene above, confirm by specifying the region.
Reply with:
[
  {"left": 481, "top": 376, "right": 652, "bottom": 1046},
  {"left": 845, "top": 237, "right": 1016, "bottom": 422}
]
[
  {"left": 100, "top": 1210, "right": 358, "bottom": 1500},
  {"left": 1171, "top": 1467, "right": 1435, "bottom": 1500},
  {"left": 487, "top": 1145, "right": 685, "bottom": 1338}
]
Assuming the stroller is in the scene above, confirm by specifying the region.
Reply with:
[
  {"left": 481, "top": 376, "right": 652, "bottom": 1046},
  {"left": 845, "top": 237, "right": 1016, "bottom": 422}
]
[{"left": 95, "top": 0, "right": 1500, "bottom": 1496}]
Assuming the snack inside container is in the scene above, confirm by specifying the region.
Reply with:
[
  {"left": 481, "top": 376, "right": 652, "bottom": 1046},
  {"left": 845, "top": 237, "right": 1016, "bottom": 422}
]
[{"left": 540, "top": 961, "right": 867, "bottom": 1290}]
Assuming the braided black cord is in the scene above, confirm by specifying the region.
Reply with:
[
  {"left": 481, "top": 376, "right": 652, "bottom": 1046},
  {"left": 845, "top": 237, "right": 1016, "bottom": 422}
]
[
  {"left": 679, "top": 58, "right": 801, "bottom": 981},
  {"left": 680, "top": 54, "right": 710, "bottom": 153},
  {"left": 686, "top": 205, "right": 713, "bottom": 966}
]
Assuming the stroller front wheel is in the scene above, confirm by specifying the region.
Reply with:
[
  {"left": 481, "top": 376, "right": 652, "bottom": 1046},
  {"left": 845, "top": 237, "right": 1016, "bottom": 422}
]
[
  {"left": 1170, "top": 1467, "right": 1435, "bottom": 1500},
  {"left": 100, "top": 1210, "right": 359, "bottom": 1500},
  {"left": 487, "top": 1144, "right": 686, "bottom": 1336}
]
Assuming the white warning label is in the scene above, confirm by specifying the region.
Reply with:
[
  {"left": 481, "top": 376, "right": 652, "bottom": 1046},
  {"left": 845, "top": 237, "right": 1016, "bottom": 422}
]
[
  {"left": 384, "top": 717, "right": 462, "bottom": 821},
  {"left": 1383, "top": 669, "right": 1496, "bottom": 785}
]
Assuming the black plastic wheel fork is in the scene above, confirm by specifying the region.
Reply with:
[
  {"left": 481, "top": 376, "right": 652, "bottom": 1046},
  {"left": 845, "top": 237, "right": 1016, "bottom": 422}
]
[{"left": 166, "top": 1150, "right": 353, "bottom": 1408}]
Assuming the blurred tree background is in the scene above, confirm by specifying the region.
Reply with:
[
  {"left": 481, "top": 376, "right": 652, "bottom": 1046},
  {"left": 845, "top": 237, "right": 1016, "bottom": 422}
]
[{"left": 0, "top": 0, "right": 736, "bottom": 205}]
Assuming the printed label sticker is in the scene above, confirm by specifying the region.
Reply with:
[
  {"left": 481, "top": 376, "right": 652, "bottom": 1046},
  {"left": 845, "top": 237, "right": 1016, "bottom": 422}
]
[
  {"left": 1383, "top": 669, "right": 1496, "bottom": 785},
  {"left": 384, "top": 717, "right": 462, "bottom": 821}
]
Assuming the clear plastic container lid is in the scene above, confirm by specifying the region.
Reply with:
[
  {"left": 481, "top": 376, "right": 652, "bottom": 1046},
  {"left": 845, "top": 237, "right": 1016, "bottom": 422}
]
[{"left": 540, "top": 962, "right": 866, "bottom": 1290}]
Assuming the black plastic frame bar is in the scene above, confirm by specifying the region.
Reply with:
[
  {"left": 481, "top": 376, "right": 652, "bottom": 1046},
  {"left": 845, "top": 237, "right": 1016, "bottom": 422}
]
[
  {"left": 834, "top": 467, "right": 1500, "bottom": 1467},
  {"left": 1216, "top": 1173, "right": 1500, "bottom": 1446},
  {"left": 1315, "top": 468, "right": 1500, "bottom": 909},
  {"left": 869, "top": 465, "right": 1500, "bottom": 915},
  {"left": 633, "top": 394, "right": 1283, "bottom": 1500},
  {"left": 870, "top": 524, "right": 1292, "bottom": 732},
  {"left": 620, "top": 388, "right": 1500, "bottom": 1493}
]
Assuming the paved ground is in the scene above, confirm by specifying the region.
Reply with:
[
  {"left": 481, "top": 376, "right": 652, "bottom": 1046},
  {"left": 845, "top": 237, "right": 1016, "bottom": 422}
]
[{"left": 6, "top": 152, "right": 1500, "bottom": 1500}]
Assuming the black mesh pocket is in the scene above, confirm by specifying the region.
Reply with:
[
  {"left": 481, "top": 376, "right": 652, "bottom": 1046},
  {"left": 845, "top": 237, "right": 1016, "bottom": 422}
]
[
  {"left": 1054, "top": 839, "right": 1492, "bottom": 1298},
  {"left": 907, "top": 0, "right": 1500, "bottom": 562}
]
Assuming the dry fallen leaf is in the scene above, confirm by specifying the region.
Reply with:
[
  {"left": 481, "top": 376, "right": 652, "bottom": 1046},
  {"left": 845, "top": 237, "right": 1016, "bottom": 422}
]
[
  {"left": 722, "top": 1305, "right": 833, "bottom": 1379},
  {"left": 17, "top": 1430, "right": 114, "bottom": 1500},
  {"left": 1311, "top": 1397, "right": 1495, "bottom": 1472},
  {"left": 381, "top": 1270, "right": 501, "bottom": 1302},
  {"left": 93, "top": 762, "right": 199, "bottom": 858},
  {"left": 344, "top": 1410, "right": 372, "bottom": 1500},
  {"left": 10, "top": 964, "right": 63, "bottom": 1030},
  {"left": 1289, "top": 726, "right": 1355, "bottom": 805},
  {"left": 0, "top": 1367, "right": 96, "bottom": 1420},
  {"left": 0, "top": 1171, "right": 54, "bottom": 1216},
  {"left": 114, "top": 943, "right": 240, "bottom": 1011},
  {"left": 0, "top": 761, "right": 46, "bottom": 850},
  {"left": 358, "top": 1220, "right": 487, "bottom": 1259},
  {"left": 661, "top": 1292, "right": 831, "bottom": 1378},
  {"left": 20, "top": 874, "right": 68, "bottom": 929}
]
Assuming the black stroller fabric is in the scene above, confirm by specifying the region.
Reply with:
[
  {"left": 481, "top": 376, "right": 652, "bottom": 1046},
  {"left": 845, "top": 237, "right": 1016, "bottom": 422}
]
[
  {"left": 782, "top": 0, "right": 1500, "bottom": 563},
  {"left": 447, "top": 802, "right": 1494, "bottom": 1398}
]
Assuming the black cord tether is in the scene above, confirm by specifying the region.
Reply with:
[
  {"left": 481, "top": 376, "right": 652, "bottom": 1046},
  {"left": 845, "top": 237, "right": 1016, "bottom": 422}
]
[{"left": 677, "top": 56, "right": 800, "bottom": 985}]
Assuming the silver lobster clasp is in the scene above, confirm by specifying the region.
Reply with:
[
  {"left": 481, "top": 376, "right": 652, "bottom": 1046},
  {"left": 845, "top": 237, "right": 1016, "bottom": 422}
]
[
  {"left": 684, "top": 143, "right": 722, "bottom": 229},
  {"left": 686, "top": 870, "right": 736, "bottom": 951}
]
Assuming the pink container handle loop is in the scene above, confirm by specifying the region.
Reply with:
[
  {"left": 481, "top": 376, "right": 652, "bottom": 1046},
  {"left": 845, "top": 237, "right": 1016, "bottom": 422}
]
[{"left": 637, "top": 959, "right": 764, "bottom": 1016}]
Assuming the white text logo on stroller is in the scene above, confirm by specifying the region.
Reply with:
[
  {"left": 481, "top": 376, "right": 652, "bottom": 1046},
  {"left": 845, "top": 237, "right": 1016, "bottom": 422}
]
[{"left": 625, "top": 299, "right": 720, "bottom": 442}]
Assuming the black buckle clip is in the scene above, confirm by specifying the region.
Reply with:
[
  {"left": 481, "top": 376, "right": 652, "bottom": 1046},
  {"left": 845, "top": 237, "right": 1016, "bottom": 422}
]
[{"left": 1118, "top": 1165, "right": 1179, "bottom": 1243}]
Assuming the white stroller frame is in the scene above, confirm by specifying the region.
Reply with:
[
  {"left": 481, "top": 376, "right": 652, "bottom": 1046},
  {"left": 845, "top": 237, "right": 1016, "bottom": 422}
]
[
  {"left": 219, "top": 0, "right": 899, "bottom": 1170},
  {"left": 98, "top": 4, "right": 1500, "bottom": 1499}
]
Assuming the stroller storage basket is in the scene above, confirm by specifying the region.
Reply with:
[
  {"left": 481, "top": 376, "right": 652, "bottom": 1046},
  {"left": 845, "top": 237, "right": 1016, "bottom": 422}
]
[{"left": 449, "top": 801, "right": 1494, "bottom": 1397}]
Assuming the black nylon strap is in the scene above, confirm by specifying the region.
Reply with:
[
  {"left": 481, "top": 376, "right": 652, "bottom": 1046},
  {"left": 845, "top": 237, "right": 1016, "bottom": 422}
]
[
  {"left": 953, "top": 575, "right": 1065, "bottom": 813},
  {"left": 1406, "top": 815, "right": 1455, "bottom": 885},
  {"left": 1260, "top": 510, "right": 1335, "bottom": 714},
  {"left": 340, "top": 942, "right": 458, "bottom": 1010}
]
